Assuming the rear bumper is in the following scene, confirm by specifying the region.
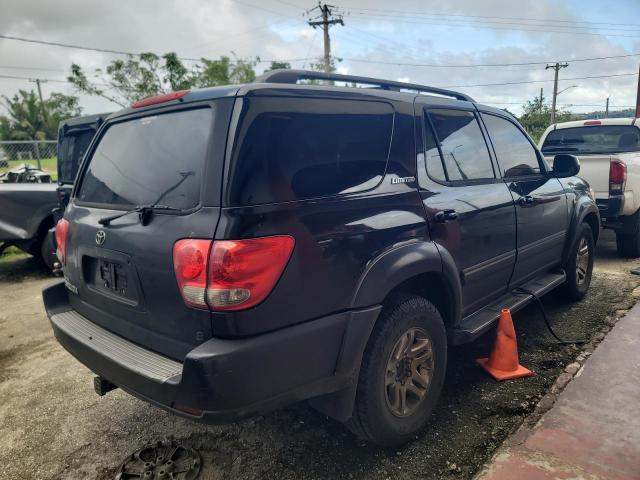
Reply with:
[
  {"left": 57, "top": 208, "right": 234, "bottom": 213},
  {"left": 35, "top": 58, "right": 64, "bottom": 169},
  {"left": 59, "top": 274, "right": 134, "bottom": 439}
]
[{"left": 43, "top": 280, "right": 380, "bottom": 423}]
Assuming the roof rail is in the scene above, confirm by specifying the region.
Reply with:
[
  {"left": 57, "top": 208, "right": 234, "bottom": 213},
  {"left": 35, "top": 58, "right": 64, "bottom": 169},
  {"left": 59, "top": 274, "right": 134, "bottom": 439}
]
[{"left": 255, "top": 69, "right": 474, "bottom": 102}]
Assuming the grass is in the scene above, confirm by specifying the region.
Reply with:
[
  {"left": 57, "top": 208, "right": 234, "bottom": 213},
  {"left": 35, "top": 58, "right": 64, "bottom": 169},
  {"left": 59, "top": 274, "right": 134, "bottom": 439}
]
[{"left": 0, "top": 157, "right": 58, "bottom": 181}]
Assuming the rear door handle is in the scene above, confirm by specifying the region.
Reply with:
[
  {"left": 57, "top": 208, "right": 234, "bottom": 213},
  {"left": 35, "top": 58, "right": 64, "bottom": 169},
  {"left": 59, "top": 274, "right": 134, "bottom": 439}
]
[{"left": 434, "top": 209, "right": 458, "bottom": 223}]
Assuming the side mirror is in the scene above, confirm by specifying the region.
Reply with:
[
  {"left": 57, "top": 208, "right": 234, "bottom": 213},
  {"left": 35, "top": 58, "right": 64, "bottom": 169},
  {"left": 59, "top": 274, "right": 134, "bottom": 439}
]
[{"left": 552, "top": 154, "right": 580, "bottom": 178}]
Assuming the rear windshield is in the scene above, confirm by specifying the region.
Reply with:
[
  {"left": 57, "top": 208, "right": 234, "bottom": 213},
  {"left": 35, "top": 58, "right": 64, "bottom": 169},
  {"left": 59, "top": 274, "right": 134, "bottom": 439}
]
[
  {"left": 228, "top": 97, "right": 393, "bottom": 205},
  {"left": 58, "top": 129, "right": 96, "bottom": 184},
  {"left": 541, "top": 125, "right": 640, "bottom": 155},
  {"left": 77, "top": 108, "right": 211, "bottom": 209}
]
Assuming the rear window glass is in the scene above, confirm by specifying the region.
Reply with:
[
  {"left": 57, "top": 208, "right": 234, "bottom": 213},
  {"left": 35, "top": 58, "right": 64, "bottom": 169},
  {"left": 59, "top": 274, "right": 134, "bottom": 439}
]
[
  {"left": 58, "top": 129, "right": 95, "bottom": 184},
  {"left": 77, "top": 109, "right": 211, "bottom": 209},
  {"left": 541, "top": 125, "right": 640, "bottom": 155},
  {"left": 228, "top": 97, "right": 393, "bottom": 205}
]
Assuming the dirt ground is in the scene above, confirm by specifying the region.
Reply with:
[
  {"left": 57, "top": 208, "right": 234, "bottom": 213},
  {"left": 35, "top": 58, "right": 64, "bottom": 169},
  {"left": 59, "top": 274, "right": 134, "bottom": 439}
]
[{"left": 1, "top": 230, "right": 639, "bottom": 480}]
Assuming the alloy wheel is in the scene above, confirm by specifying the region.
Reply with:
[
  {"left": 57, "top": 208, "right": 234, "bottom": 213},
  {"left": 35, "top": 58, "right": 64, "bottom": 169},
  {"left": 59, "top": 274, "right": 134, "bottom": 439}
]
[{"left": 384, "top": 327, "right": 434, "bottom": 417}]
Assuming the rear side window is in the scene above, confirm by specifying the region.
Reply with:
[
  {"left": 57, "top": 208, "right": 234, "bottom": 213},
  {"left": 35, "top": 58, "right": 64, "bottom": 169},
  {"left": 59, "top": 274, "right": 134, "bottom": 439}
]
[
  {"left": 228, "top": 97, "right": 393, "bottom": 205},
  {"left": 77, "top": 108, "right": 211, "bottom": 209},
  {"left": 427, "top": 109, "right": 494, "bottom": 182},
  {"left": 483, "top": 114, "right": 542, "bottom": 177},
  {"left": 541, "top": 125, "right": 640, "bottom": 155},
  {"left": 58, "top": 129, "right": 95, "bottom": 184}
]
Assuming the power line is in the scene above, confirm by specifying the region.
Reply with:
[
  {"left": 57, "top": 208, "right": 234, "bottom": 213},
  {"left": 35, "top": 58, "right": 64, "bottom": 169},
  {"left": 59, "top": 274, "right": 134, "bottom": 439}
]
[
  {"left": 443, "top": 72, "right": 638, "bottom": 88},
  {"left": 0, "top": 65, "right": 66, "bottom": 73},
  {"left": 345, "top": 10, "right": 640, "bottom": 34},
  {"left": 337, "top": 4, "right": 640, "bottom": 29},
  {"left": 337, "top": 52, "right": 640, "bottom": 68},
  {"left": 0, "top": 34, "right": 203, "bottom": 61},
  {"left": 344, "top": 13, "right": 640, "bottom": 39}
]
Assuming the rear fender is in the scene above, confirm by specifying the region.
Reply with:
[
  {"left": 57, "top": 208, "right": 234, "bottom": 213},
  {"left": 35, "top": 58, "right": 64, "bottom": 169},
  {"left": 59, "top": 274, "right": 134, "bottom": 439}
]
[{"left": 312, "top": 242, "right": 461, "bottom": 421}]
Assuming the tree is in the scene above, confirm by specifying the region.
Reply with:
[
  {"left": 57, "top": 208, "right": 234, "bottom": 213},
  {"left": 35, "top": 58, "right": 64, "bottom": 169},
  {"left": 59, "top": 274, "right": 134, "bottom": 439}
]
[
  {"left": 518, "top": 94, "right": 574, "bottom": 143},
  {"left": 68, "top": 53, "right": 258, "bottom": 107},
  {"left": 0, "top": 89, "right": 82, "bottom": 141}
]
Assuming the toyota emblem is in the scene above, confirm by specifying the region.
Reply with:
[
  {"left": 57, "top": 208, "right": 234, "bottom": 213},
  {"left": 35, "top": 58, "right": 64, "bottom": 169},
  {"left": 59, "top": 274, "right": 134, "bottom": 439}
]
[{"left": 95, "top": 230, "right": 106, "bottom": 246}]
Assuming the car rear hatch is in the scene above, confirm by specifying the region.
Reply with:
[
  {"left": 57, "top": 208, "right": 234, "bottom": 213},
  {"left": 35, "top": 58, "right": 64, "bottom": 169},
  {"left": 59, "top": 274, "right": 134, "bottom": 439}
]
[{"left": 61, "top": 98, "right": 233, "bottom": 360}]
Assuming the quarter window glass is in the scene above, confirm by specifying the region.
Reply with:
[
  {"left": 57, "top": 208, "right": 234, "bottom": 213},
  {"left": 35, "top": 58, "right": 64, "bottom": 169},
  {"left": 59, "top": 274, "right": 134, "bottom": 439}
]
[
  {"left": 229, "top": 98, "right": 393, "bottom": 205},
  {"left": 428, "top": 109, "right": 494, "bottom": 181},
  {"left": 483, "top": 114, "right": 541, "bottom": 177},
  {"left": 423, "top": 114, "right": 446, "bottom": 182}
]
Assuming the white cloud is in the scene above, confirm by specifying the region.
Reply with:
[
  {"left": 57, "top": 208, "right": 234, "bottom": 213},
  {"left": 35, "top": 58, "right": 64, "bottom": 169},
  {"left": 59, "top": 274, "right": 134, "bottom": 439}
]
[{"left": 0, "top": 0, "right": 638, "bottom": 116}]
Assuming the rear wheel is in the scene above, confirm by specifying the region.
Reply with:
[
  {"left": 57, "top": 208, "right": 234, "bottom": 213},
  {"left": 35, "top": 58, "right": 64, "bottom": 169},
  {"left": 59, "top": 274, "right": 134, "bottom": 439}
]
[
  {"left": 562, "top": 223, "right": 594, "bottom": 301},
  {"left": 347, "top": 295, "right": 447, "bottom": 446}
]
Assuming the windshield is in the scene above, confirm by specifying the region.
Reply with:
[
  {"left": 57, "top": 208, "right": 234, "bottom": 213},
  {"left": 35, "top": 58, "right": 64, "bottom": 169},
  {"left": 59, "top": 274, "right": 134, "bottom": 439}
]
[
  {"left": 77, "top": 108, "right": 211, "bottom": 209},
  {"left": 541, "top": 125, "right": 640, "bottom": 155}
]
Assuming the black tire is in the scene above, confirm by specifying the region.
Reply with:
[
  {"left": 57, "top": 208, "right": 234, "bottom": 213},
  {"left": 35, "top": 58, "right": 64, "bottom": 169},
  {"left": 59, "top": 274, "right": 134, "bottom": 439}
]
[
  {"left": 616, "top": 230, "right": 640, "bottom": 258},
  {"left": 39, "top": 234, "right": 56, "bottom": 271},
  {"left": 561, "top": 222, "right": 594, "bottom": 301},
  {"left": 347, "top": 294, "right": 447, "bottom": 447}
]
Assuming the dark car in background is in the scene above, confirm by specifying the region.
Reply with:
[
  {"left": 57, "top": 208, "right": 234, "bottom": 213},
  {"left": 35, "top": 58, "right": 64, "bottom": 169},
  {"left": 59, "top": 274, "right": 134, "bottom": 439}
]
[
  {"left": 0, "top": 113, "right": 108, "bottom": 269},
  {"left": 44, "top": 70, "right": 599, "bottom": 446}
]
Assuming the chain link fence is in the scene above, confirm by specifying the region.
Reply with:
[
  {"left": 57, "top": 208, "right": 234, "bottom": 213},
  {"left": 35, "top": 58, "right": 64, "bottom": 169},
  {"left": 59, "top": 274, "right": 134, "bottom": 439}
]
[{"left": 0, "top": 140, "right": 57, "bottom": 173}]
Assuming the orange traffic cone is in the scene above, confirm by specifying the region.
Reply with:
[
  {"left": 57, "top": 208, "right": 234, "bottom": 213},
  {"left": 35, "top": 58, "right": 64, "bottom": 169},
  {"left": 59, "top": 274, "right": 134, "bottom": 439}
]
[{"left": 476, "top": 308, "right": 533, "bottom": 381}]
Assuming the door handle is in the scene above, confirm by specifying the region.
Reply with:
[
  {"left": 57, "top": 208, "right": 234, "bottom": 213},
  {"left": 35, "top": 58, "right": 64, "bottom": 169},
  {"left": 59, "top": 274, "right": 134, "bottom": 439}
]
[
  {"left": 518, "top": 195, "right": 535, "bottom": 206},
  {"left": 434, "top": 209, "right": 458, "bottom": 222}
]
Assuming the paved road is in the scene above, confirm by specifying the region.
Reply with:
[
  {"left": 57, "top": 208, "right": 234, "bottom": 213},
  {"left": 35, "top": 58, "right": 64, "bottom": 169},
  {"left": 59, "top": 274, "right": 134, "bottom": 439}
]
[{"left": 1, "top": 230, "right": 639, "bottom": 480}]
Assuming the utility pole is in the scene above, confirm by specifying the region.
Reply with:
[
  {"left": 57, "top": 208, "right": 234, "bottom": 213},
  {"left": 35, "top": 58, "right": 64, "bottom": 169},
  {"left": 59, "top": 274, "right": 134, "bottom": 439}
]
[
  {"left": 539, "top": 88, "right": 544, "bottom": 111},
  {"left": 29, "top": 78, "right": 47, "bottom": 170},
  {"left": 545, "top": 62, "right": 568, "bottom": 124},
  {"left": 605, "top": 97, "right": 610, "bottom": 118},
  {"left": 307, "top": 3, "right": 344, "bottom": 73}
]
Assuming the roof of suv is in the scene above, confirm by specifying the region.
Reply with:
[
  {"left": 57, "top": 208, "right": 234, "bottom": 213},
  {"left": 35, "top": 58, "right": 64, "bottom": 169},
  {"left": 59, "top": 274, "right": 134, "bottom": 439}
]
[{"left": 110, "top": 70, "right": 506, "bottom": 120}]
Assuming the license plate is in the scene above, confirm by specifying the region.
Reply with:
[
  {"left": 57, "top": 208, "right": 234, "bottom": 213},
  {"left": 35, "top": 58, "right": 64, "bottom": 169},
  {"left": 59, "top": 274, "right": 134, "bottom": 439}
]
[{"left": 99, "top": 259, "right": 128, "bottom": 296}]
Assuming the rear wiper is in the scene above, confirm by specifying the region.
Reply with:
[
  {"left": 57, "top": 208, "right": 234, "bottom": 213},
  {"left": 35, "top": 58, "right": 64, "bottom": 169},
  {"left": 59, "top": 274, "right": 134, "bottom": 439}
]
[{"left": 98, "top": 204, "right": 180, "bottom": 226}]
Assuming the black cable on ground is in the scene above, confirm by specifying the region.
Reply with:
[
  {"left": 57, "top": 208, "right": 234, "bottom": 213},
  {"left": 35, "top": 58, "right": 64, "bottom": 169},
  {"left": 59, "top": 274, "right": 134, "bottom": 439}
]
[{"left": 511, "top": 287, "right": 587, "bottom": 345}]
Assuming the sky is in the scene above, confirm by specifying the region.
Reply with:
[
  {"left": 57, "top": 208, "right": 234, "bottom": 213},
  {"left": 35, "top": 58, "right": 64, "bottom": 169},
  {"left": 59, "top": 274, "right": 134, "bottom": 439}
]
[{"left": 1, "top": 0, "right": 640, "bottom": 117}]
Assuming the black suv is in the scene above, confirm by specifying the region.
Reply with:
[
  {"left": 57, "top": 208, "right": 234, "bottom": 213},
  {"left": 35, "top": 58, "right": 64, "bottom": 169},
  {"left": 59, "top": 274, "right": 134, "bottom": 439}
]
[{"left": 44, "top": 70, "right": 599, "bottom": 446}]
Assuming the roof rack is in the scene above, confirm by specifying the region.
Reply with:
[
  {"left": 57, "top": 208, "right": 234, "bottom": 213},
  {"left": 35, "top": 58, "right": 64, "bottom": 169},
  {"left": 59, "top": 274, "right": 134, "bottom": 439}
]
[{"left": 255, "top": 69, "right": 474, "bottom": 102}]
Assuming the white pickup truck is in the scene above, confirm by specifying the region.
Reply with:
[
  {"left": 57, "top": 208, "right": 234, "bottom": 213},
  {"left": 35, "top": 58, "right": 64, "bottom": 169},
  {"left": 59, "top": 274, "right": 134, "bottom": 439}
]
[{"left": 539, "top": 118, "right": 640, "bottom": 257}]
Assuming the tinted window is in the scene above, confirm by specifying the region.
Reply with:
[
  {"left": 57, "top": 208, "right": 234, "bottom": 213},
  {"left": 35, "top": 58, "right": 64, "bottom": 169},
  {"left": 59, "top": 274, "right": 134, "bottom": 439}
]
[
  {"left": 541, "top": 125, "right": 640, "bottom": 155},
  {"left": 228, "top": 98, "right": 393, "bottom": 205},
  {"left": 483, "top": 114, "right": 541, "bottom": 177},
  {"left": 428, "top": 109, "right": 494, "bottom": 181},
  {"left": 423, "top": 113, "right": 446, "bottom": 182},
  {"left": 59, "top": 129, "right": 95, "bottom": 184},
  {"left": 78, "top": 109, "right": 211, "bottom": 209}
]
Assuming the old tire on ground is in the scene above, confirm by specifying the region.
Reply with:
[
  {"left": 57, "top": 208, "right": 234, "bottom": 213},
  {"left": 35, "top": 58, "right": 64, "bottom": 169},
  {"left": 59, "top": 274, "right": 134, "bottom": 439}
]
[
  {"left": 347, "top": 294, "right": 447, "bottom": 447},
  {"left": 616, "top": 230, "right": 640, "bottom": 258},
  {"left": 561, "top": 222, "right": 594, "bottom": 301}
]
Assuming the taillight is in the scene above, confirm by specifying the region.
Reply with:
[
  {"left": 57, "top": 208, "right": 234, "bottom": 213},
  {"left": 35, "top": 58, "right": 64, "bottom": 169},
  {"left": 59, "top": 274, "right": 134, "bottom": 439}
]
[
  {"left": 609, "top": 160, "right": 627, "bottom": 195},
  {"left": 173, "top": 236, "right": 294, "bottom": 311},
  {"left": 173, "top": 239, "right": 212, "bottom": 309},
  {"left": 55, "top": 218, "right": 70, "bottom": 264}
]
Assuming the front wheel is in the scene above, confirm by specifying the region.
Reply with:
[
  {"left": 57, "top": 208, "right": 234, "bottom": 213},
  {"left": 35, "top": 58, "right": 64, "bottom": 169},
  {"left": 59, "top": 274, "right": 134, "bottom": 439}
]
[
  {"left": 347, "top": 295, "right": 447, "bottom": 446},
  {"left": 562, "top": 223, "right": 594, "bottom": 301}
]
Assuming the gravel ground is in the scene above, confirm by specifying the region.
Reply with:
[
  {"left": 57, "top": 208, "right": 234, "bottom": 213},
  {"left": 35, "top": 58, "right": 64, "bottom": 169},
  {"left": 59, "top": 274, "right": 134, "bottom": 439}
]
[{"left": 1, "top": 230, "right": 639, "bottom": 480}]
